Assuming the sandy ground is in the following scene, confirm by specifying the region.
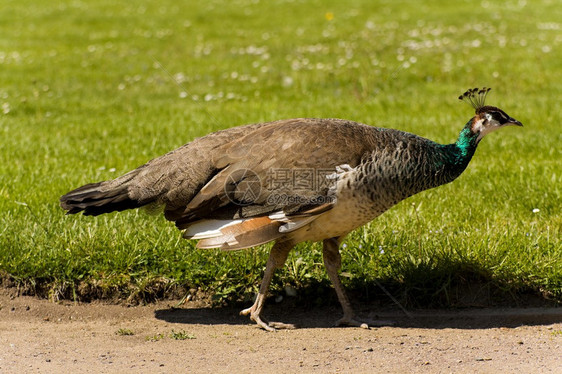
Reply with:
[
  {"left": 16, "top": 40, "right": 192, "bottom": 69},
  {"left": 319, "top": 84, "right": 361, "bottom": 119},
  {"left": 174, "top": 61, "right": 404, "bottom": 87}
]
[{"left": 1, "top": 290, "right": 561, "bottom": 373}]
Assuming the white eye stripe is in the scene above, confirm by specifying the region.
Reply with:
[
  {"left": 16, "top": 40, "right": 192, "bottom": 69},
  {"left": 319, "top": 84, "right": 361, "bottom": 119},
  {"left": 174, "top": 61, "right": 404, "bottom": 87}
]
[
  {"left": 498, "top": 112, "right": 510, "bottom": 122},
  {"left": 487, "top": 111, "right": 509, "bottom": 123}
]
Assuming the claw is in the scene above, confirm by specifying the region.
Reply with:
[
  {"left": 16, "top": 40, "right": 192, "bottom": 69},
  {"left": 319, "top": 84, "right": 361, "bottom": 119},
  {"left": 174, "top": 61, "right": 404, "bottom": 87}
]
[
  {"left": 366, "top": 319, "right": 397, "bottom": 327},
  {"left": 240, "top": 306, "right": 295, "bottom": 331},
  {"left": 335, "top": 316, "right": 369, "bottom": 329},
  {"left": 335, "top": 316, "right": 396, "bottom": 329},
  {"left": 239, "top": 307, "right": 252, "bottom": 316},
  {"left": 268, "top": 321, "right": 296, "bottom": 330},
  {"left": 253, "top": 315, "right": 277, "bottom": 332}
]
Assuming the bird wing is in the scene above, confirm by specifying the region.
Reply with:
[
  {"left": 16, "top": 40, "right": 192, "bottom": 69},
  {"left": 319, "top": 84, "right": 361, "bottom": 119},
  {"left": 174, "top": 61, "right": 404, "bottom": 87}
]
[{"left": 172, "top": 118, "right": 381, "bottom": 228}]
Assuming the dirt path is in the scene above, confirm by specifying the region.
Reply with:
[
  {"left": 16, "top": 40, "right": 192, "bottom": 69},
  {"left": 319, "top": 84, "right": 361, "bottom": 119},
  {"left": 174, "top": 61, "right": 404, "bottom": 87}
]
[{"left": 1, "top": 291, "right": 561, "bottom": 373}]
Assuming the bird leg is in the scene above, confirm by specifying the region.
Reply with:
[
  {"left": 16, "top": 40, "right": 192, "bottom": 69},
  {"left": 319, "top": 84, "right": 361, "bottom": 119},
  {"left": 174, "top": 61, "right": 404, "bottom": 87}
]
[
  {"left": 240, "top": 241, "right": 295, "bottom": 331},
  {"left": 323, "top": 238, "right": 395, "bottom": 329}
]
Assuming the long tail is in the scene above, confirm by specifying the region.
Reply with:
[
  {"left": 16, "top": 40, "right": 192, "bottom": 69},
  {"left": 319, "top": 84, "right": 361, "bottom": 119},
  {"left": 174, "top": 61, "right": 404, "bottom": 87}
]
[{"left": 60, "top": 170, "right": 149, "bottom": 216}]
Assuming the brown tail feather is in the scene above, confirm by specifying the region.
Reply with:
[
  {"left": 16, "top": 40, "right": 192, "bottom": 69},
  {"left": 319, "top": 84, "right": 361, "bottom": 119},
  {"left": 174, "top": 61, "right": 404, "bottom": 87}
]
[{"left": 60, "top": 181, "right": 146, "bottom": 216}]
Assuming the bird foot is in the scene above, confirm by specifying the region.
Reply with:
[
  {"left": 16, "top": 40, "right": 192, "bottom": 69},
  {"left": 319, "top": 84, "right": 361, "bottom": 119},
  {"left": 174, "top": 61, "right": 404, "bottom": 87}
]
[
  {"left": 240, "top": 307, "right": 296, "bottom": 331},
  {"left": 251, "top": 315, "right": 277, "bottom": 332},
  {"left": 335, "top": 316, "right": 396, "bottom": 329},
  {"left": 267, "top": 321, "right": 296, "bottom": 330},
  {"left": 239, "top": 306, "right": 253, "bottom": 316}
]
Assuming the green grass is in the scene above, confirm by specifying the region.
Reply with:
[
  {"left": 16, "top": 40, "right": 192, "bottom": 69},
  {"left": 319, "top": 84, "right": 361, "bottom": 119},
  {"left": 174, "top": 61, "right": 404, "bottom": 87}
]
[
  {"left": 169, "top": 329, "right": 196, "bottom": 340},
  {"left": 0, "top": 0, "right": 560, "bottom": 307},
  {"left": 115, "top": 328, "right": 135, "bottom": 336},
  {"left": 144, "top": 330, "right": 195, "bottom": 341}
]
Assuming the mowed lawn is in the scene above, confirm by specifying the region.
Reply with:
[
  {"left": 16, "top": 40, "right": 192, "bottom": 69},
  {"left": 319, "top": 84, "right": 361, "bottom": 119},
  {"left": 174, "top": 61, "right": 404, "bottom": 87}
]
[{"left": 0, "top": 0, "right": 560, "bottom": 306}]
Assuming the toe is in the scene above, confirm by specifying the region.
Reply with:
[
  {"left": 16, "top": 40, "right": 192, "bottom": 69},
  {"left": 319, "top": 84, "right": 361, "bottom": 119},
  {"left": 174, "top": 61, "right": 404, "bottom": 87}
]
[
  {"left": 268, "top": 321, "right": 296, "bottom": 330},
  {"left": 367, "top": 319, "right": 397, "bottom": 327},
  {"left": 335, "top": 316, "right": 396, "bottom": 329},
  {"left": 240, "top": 307, "right": 252, "bottom": 316},
  {"left": 253, "top": 316, "right": 276, "bottom": 332},
  {"left": 335, "top": 317, "right": 370, "bottom": 329}
]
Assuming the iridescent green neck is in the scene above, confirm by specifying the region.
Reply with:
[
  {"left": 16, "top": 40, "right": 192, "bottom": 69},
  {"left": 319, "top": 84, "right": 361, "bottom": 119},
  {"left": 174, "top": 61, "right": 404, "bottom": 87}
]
[
  {"left": 434, "top": 119, "right": 479, "bottom": 183},
  {"left": 455, "top": 120, "right": 479, "bottom": 159}
]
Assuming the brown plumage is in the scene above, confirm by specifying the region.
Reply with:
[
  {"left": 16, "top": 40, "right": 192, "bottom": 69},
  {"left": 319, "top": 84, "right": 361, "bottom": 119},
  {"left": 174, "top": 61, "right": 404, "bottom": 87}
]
[{"left": 61, "top": 89, "right": 522, "bottom": 331}]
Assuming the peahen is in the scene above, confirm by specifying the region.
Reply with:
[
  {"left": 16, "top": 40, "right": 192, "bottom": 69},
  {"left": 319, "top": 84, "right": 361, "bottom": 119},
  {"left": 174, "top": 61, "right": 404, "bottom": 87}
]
[{"left": 60, "top": 88, "right": 522, "bottom": 331}]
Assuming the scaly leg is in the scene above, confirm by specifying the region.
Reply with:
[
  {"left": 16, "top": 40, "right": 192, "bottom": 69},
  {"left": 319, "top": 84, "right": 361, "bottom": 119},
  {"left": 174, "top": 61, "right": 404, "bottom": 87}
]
[
  {"left": 240, "top": 240, "right": 295, "bottom": 331},
  {"left": 323, "top": 237, "right": 395, "bottom": 328}
]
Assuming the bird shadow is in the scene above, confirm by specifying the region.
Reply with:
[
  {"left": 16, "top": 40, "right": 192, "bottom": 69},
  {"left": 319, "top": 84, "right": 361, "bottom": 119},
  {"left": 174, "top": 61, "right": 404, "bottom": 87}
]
[{"left": 154, "top": 301, "right": 562, "bottom": 330}]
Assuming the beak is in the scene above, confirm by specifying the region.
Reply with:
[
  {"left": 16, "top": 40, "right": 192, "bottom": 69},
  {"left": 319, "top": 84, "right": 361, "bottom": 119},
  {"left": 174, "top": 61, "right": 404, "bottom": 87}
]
[{"left": 508, "top": 117, "right": 523, "bottom": 127}]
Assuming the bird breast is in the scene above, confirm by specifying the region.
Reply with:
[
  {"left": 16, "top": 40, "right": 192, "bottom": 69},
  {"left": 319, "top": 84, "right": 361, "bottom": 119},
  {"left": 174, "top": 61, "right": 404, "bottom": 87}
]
[{"left": 287, "top": 167, "right": 388, "bottom": 242}]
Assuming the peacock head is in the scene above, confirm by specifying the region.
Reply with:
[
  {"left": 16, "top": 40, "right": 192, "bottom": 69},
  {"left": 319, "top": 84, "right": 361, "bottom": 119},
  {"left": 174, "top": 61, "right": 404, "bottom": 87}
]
[{"left": 459, "top": 88, "right": 523, "bottom": 143}]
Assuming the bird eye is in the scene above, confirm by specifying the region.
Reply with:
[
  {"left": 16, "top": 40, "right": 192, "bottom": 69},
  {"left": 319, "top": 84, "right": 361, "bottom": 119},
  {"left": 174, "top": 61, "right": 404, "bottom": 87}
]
[{"left": 492, "top": 111, "right": 511, "bottom": 124}]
